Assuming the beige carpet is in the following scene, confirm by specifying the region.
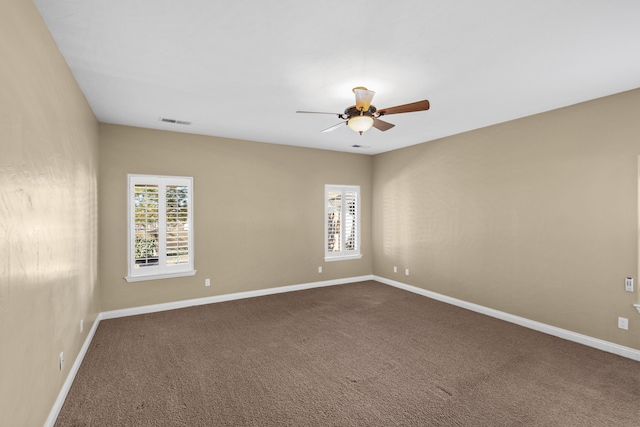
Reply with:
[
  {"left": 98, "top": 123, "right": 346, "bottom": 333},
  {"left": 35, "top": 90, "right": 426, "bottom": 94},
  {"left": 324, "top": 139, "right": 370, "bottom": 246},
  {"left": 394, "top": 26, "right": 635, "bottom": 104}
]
[{"left": 55, "top": 281, "right": 640, "bottom": 426}]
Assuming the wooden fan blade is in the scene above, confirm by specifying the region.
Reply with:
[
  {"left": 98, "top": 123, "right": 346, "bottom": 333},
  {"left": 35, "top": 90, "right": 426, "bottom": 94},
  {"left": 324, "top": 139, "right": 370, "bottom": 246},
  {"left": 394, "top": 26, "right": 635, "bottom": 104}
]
[
  {"left": 372, "top": 118, "right": 395, "bottom": 131},
  {"left": 296, "top": 111, "right": 341, "bottom": 115},
  {"left": 377, "top": 100, "right": 430, "bottom": 115},
  {"left": 321, "top": 122, "right": 346, "bottom": 133}
]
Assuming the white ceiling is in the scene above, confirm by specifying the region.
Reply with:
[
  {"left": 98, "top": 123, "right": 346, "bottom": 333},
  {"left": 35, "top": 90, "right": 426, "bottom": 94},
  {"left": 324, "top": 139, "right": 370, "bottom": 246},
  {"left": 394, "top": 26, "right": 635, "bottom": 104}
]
[{"left": 34, "top": 0, "right": 640, "bottom": 155}]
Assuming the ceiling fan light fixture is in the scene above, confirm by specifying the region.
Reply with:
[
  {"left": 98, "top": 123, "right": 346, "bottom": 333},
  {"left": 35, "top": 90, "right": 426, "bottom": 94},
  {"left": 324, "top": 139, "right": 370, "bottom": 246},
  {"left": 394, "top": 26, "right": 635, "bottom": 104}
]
[
  {"left": 347, "top": 115, "right": 374, "bottom": 135},
  {"left": 353, "top": 87, "right": 375, "bottom": 111}
]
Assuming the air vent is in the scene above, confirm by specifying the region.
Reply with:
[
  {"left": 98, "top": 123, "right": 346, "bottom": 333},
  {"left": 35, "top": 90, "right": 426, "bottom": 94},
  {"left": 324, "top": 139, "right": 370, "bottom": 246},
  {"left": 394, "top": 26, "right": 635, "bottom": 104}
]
[{"left": 160, "top": 117, "right": 191, "bottom": 125}]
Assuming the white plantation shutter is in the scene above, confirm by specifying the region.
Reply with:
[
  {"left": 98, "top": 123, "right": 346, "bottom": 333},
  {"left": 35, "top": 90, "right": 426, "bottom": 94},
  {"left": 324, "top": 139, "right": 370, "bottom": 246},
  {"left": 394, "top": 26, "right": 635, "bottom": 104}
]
[
  {"left": 127, "top": 175, "right": 195, "bottom": 281},
  {"left": 344, "top": 190, "right": 358, "bottom": 253},
  {"left": 325, "top": 185, "right": 361, "bottom": 261},
  {"left": 133, "top": 184, "right": 160, "bottom": 267},
  {"left": 327, "top": 191, "right": 342, "bottom": 253},
  {"left": 165, "top": 185, "right": 190, "bottom": 266}
]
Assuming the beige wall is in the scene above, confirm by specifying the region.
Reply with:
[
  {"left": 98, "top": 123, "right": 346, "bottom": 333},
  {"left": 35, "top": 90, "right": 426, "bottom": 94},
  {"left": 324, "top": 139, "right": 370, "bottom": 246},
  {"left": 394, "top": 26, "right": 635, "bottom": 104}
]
[
  {"left": 99, "top": 124, "right": 373, "bottom": 311},
  {"left": 0, "top": 1, "right": 100, "bottom": 426},
  {"left": 373, "top": 88, "right": 640, "bottom": 350}
]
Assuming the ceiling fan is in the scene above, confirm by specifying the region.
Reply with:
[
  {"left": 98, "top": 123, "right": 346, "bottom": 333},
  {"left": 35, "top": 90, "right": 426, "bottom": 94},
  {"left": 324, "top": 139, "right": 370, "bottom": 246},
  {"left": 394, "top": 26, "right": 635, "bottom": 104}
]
[{"left": 296, "top": 87, "right": 430, "bottom": 135}]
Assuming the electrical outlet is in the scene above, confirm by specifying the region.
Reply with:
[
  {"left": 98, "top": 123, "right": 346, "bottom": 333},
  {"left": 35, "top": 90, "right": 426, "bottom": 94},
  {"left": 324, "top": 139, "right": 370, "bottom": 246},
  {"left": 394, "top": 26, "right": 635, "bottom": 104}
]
[
  {"left": 393, "top": 266, "right": 397, "bottom": 273},
  {"left": 625, "top": 277, "right": 634, "bottom": 292},
  {"left": 318, "top": 266, "right": 322, "bottom": 273},
  {"left": 80, "top": 319, "right": 83, "bottom": 333},
  {"left": 405, "top": 268, "right": 410, "bottom": 276},
  {"left": 205, "top": 278, "right": 211, "bottom": 287},
  {"left": 618, "top": 317, "right": 629, "bottom": 330},
  {"left": 59, "top": 352, "right": 64, "bottom": 370}
]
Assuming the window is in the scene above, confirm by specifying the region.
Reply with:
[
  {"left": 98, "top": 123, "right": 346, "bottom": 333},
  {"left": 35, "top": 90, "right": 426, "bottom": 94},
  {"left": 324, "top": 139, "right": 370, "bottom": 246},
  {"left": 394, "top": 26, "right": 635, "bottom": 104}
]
[
  {"left": 125, "top": 175, "right": 195, "bottom": 282},
  {"left": 325, "top": 185, "right": 361, "bottom": 261}
]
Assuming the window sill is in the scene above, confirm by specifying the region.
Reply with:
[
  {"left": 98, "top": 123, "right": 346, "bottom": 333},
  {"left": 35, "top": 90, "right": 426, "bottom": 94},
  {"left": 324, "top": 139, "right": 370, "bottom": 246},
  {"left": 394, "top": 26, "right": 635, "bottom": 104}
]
[
  {"left": 324, "top": 254, "right": 363, "bottom": 262},
  {"left": 124, "top": 270, "right": 197, "bottom": 283}
]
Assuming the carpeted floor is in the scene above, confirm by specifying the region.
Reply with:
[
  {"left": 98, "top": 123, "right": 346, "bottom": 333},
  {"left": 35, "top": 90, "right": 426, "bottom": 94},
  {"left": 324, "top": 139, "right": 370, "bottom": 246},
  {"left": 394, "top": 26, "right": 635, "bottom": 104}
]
[{"left": 55, "top": 281, "right": 640, "bottom": 426}]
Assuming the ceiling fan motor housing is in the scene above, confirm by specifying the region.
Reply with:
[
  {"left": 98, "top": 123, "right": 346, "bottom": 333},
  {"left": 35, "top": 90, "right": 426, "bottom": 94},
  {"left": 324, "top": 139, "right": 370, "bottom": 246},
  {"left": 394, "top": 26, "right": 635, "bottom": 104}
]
[{"left": 342, "top": 105, "right": 377, "bottom": 119}]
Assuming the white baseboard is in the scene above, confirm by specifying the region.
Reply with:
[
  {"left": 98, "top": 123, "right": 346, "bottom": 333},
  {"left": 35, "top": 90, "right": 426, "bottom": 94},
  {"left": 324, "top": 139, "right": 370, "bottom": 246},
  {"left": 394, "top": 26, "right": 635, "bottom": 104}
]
[
  {"left": 44, "top": 313, "right": 103, "bottom": 427},
  {"left": 374, "top": 275, "right": 640, "bottom": 362},
  {"left": 101, "top": 275, "right": 375, "bottom": 320}
]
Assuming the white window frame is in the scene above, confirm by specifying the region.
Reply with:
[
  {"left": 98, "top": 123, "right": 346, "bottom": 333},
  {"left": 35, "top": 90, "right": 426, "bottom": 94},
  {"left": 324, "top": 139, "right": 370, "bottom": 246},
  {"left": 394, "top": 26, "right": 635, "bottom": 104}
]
[
  {"left": 325, "top": 184, "right": 362, "bottom": 262},
  {"left": 125, "top": 174, "right": 196, "bottom": 282}
]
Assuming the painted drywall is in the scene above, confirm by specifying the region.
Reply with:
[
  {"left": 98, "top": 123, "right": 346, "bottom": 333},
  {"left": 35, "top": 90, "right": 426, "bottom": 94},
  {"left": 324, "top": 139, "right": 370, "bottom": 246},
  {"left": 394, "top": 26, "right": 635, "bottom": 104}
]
[
  {"left": 0, "top": 1, "right": 100, "bottom": 426},
  {"left": 373, "top": 88, "right": 640, "bottom": 350},
  {"left": 99, "top": 124, "right": 373, "bottom": 311}
]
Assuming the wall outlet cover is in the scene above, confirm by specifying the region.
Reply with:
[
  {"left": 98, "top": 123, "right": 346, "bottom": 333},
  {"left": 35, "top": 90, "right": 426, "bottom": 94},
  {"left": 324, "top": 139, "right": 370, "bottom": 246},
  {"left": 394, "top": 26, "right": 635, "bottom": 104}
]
[
  {"left": 618, "top": 317, "right": 629, "bottom": 330},
  {"left": 625, "top": 277, "right": 634, "bottom": 292}
]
